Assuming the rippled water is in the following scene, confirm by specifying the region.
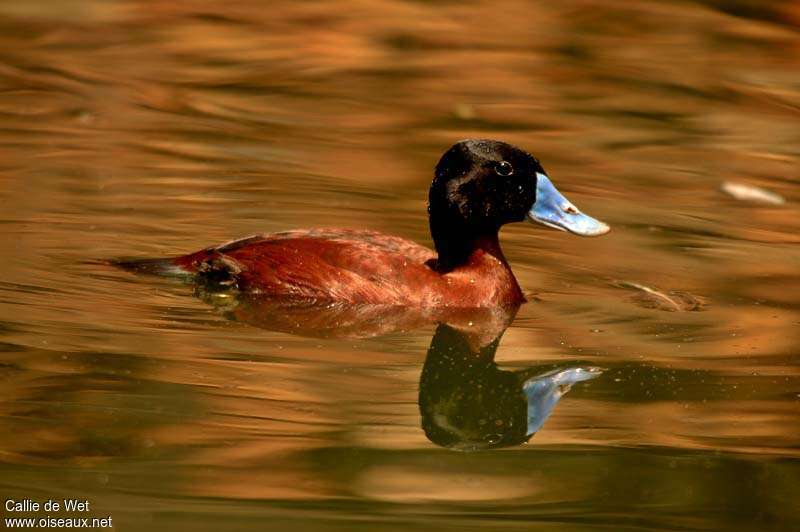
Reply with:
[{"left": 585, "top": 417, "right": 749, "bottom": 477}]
[{"left": 1, "top": 1, "right": 799, "bottom": 530}]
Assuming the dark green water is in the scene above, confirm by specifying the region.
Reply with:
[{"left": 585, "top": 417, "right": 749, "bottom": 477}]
[{"left": 1, "top": 1, "right": 799, "bottom": 530}]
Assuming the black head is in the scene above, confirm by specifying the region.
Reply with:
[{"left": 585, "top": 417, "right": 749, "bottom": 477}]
[{"left": 428, "top": 139, "right": 608, "bottom": 270}]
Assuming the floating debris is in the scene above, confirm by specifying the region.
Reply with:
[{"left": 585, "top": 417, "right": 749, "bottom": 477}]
[
  {"left": 454, "top": 103, "right": 476, "bottom": 120},
  {"left": 721, "top": 181, "right": 785, "bottom": 205},
  {"left": 613, "top": 281, "right": 706, "bottom": 312}
]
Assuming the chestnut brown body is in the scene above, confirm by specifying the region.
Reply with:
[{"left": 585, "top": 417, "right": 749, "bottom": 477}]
[{"left": 173, "top": 229, "right": 524, "bottom": 307}]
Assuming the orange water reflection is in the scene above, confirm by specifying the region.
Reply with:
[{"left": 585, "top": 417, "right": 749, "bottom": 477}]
[{"left": 1, "top": 0, "right": 799, "bottom": 530}]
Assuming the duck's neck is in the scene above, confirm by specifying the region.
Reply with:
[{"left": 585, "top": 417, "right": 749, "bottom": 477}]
[
  {"left": 428, "top": 207, "right": 524, "bottom": 300},
  {"left": 431, "top": 224, "right": 509, "bottom": 272},
  {"left": 430, "top": 219, "right": 491, "bottom": 269},
  {"left": 429, "top": 222, "right": 525, "bottom": 305}
]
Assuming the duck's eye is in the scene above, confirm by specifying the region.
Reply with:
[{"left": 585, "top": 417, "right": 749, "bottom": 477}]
[{"left": 495, "top": 161, "right": 513, "bottom": 176}]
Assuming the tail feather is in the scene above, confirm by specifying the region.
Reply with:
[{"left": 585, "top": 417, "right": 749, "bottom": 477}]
[{"left": 108, "top": 257, "right": 189, "bottom": 276}]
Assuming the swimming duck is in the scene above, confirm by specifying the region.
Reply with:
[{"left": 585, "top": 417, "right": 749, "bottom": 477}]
[{"left": 117, "top": 139, "right": 609, "bottom": 307}]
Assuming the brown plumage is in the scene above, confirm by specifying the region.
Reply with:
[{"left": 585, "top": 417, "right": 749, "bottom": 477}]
[{"left": 172, "top": 229, "right": 523, "bottom": 307}]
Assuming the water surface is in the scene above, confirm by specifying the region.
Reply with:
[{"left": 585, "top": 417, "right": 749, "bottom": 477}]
[{"left": 1, "top": 1, "right": 799, "bottom": 530}]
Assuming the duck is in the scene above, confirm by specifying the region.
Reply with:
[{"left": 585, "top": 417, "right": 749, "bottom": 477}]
[{"left": 115, "top": 139, "right": 609, "bottom": 307}]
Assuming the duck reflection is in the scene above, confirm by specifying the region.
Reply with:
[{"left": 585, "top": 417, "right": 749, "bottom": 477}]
[
  {"left": 202, "top": 289, "right": 603, "bottom": 450},
  {"left": 420, "top": 322, "right": 602, "bottom": 451},
  {"left": 199, "top": 286, "right": 516, "bottom": 342}
]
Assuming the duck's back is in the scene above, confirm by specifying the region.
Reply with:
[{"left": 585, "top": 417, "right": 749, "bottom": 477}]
[{"left": 173, "top": 229, "right": 444, "bottom": 304}]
